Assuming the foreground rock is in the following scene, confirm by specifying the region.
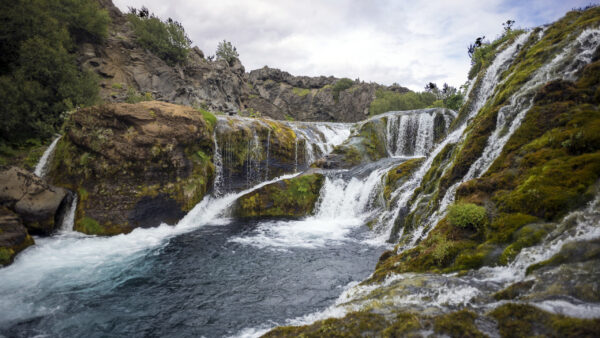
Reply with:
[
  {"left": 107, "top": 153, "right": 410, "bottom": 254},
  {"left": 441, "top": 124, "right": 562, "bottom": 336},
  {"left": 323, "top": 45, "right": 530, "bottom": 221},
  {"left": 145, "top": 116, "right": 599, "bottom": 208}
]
[
  {"left": 0, "top": 208, "right": 34, "bottom": 266},
  {"left": 0, "top": 167, "right": 69, "bottom": 234},
  {"left": 48, "top": 101, "right": 215, "bottom": 235},
  {"left": 233, "top": 174, "right": 324, "bottom": 219}
]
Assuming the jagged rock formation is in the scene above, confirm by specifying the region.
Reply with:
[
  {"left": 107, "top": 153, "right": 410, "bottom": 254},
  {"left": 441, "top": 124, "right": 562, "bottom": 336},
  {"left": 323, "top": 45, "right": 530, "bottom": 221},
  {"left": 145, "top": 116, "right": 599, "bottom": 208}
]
[
  {"left": 47, "top": 101, "right": 216, "bottom": 235},
  {"left": 84, "top": 0, "right": 249, "bottom": 113},
  {"left": 0, "top": 167, "right": 69, "bottom": 235},
  {"left": 85, "top": 1, "right": 410, "bottom": 122},
  {"left": 245, "top": 67, "right": 409, "bottom": 122},
  {"left": 0, "top": 207, "right": 34, "bottom": 266}
]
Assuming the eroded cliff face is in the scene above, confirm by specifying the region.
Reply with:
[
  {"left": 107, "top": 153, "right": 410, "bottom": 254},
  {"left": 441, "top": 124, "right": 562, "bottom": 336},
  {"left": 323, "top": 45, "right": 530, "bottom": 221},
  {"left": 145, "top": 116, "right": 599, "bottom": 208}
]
[
  {"left": 245, "top": 67, "right": 410, "bottom": 122},
  {"left": 84, "top": 1, "right": 409, "bottom": 122},
  {"left": 82, "top": 0, "right": 249, "bottom": 114}
]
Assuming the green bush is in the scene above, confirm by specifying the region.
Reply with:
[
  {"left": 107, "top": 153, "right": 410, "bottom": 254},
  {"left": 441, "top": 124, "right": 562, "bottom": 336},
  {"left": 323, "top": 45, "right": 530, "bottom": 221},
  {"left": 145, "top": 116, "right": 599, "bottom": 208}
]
[
  {"left": 332, "top": 78, "right": 354, "bottom": 102},
  {"left": 448, "top": 203, "right": 487, "bottom": 230},
  {"left": 216, "top": 40, "right": 239, "bottom": 65},
  {"left": 127, "top": 10, "right": 191, "bottom": 66},
  {"left": 369, "top": 90, "right": 437, "bottom": 115},
  {"left": 0, "top": 0, "right": 107, "bottom": 144}
]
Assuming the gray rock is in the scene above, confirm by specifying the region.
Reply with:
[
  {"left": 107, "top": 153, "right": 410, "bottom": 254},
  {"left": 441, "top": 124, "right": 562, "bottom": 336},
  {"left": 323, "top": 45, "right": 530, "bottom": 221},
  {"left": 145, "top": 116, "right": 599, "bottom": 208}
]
[{"left": 0, "top": 167, "right": 68, "bottom": 235}]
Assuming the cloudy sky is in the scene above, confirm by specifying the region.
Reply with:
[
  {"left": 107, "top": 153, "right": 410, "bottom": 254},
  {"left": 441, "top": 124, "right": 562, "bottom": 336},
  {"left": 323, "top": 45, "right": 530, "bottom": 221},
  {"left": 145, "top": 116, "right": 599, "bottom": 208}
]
[{"left": 113, "top": 0, "right": 595, "bottom": 91}]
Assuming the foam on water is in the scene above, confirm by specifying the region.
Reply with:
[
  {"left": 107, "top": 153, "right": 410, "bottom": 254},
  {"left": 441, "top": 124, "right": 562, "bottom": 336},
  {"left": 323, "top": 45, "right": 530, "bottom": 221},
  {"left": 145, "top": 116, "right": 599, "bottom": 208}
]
[{"left": 0, "top": 173, "right": 300, "bottom": 326}]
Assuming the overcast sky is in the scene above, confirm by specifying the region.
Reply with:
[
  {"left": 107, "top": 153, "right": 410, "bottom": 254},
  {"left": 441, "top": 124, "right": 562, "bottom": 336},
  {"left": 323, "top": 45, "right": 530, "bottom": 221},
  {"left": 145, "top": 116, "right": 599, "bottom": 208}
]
[{"left": 113, "top": 0, "right": 596, "bottom": 91}]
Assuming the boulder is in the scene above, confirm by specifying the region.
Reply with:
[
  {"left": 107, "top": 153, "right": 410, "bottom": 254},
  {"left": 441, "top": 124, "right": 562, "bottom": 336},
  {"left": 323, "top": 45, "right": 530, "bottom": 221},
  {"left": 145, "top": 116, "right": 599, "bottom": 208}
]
[
  {"left": 0, "top": 167, "right": 68, "bottom": 234},
  {"left": 0, "top": 207, "right": 34, "bottom": 266},
  {"left": 233, "top": 174, "right": 324, "bottom": 219},
  {"left": 48, "top": 101, "right": 215, "bottom": 235}
]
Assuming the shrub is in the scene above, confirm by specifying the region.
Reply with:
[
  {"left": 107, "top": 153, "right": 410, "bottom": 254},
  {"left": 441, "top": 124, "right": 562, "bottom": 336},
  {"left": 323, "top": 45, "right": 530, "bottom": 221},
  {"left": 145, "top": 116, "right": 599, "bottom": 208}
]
[
  {"left": 448, "top": 203, "right": 487, "bottom": 230},
  {"left": 0, "top": 0, "right": 106, "bottom": 144},
  {"left": 369, "top": 90, "right": 437, "bottom": 115},
  {"left": 127, "top": 9, "right": 191, "bottom": 66},
  {"left": 332, "top": 78, "right": 354, "bottom": 102},
  {"left": 216, "top": 40, "right": 239, "bottom": 65}
]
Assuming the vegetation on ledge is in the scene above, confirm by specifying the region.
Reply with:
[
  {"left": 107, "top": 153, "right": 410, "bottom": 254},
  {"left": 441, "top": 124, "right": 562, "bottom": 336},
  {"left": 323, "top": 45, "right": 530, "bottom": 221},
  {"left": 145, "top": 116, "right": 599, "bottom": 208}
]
[{"left": 233, "top": 174, "right": 324, "bottom": 219}]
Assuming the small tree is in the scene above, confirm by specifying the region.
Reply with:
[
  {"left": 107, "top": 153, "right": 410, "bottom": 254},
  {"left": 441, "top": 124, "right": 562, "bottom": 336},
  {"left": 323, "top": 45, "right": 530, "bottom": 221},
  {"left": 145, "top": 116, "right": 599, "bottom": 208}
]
[
  {"left": 216, "top": 40, "right": 239, "bottom": 65},
  {"left": 503, "top": 19, "right": 515, "bottom": 33}
]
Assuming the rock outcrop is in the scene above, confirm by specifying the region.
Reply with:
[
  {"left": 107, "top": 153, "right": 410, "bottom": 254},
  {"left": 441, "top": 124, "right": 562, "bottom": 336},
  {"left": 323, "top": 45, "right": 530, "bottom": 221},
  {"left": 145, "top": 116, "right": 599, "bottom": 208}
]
[
  {"left": 83, "top": 0, "right": 248, "bottom": 113},
  {"left": 233, "top": 173, "right": 324, "bottom": 219},
  {"left": 246, "top": 67, "right": 410, "bottom": 122},
  {"left": 84, "top": 1, "right": 411, "bottom": 122},
  {"left": 0, "top": 167, "right": 69, "bottom": 234},
  {"left": 215, "top": 116, "right": 308, "bottom": 192},
  {"left": 0, "top": 208, "right": 34, "bottom": 266},
  {"left": 48, "top": 101, "right": 215, "bottom": 235}
]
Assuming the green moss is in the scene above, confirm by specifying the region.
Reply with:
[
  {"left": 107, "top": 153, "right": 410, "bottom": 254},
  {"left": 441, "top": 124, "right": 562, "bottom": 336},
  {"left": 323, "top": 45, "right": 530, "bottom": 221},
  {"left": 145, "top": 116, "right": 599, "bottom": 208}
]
[
  {"left": 498, "top": 223, "right": 552, "bottom": 265},
  {"left": 80, "top": 216, "right": 103, "bottom": 235},
  {"left": 198, "top": 108, "right": 217, "bottom": 131},
  {"left": 111, "top": 82, "right": 123, "bottom": 89},
  {"left": 264, "top": 311, "right": 389, "bottom": 337},
  {"left": 383, "top": 158, "right": 424, "bottom": 200},
  {"left": 0, "top": 247, "right": 14, "bottom": 266},
  {"left": 490, "top": 303, "right": 600, "bottom": 337},
  {"left": 292, "top": 87, "right": 311, "bottom": 97},
  {"left": 234, "top": 174, "right": 324, "bottom": 219},
  {"left": 493, "top": 280, "right": 535, "bottom": 300},
  {"left": 526, "top": 239, "right": 600, "bottom": 275},
  {"left": 448, "top": 203, "right": 487, "bottom": 230},
  {"left": 434, "top": 309, "right": 486, "bottom": 338}
]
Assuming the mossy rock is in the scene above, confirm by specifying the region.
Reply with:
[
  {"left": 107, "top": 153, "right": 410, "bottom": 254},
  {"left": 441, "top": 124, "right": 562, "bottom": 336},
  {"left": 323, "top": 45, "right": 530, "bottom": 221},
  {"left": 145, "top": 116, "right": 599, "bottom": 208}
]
[
  {"left": 0, "top": 207, "right": 35, "bottom": 267},
  {"left": 233, "top": 174, "right": 324, "bottom": 219},
  {"left": 48, "top": 101, "right": 215, "bottom": 235},
  {"left": 490, "top": 303, "right": 600, "bottom": 337}
]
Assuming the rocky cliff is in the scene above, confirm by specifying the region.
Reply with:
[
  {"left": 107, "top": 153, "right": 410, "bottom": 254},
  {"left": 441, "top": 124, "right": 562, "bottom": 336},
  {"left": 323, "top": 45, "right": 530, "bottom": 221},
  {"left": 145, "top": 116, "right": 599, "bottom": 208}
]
[{"left": 84, "top": 0, "right": 409, "bottom": 122}]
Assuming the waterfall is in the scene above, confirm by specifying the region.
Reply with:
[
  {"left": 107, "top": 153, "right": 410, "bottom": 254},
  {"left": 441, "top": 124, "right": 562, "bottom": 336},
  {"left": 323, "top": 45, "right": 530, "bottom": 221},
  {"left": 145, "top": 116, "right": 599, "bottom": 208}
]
[
  {"left": 264, "top": 129, "right": 271, "bottom": 181},
  {"left": 385, "top": 110, "right": 437, "bottom": 157},
  {"left": 429, "top": 28, "right": 600, "bottom": 238},
  {"left": 60, "top": 195, "right": 77, "bottom": 232},
  {"left": 294, "top": 137, "right": 298, "bottom": 172},
  {"left": 286, "top": 122, "right": 352, "bottom": 165},
  {"left": 213, "top": 132, "right": 224, "bottom": 196},
  {"left": 33, "top": 135, "right": 61, "bottom": 178},
  {"left": 245, "top": 131, "right": 263, "bottom": 187},
  {"left": 371, "top": 33, "right": 532, "bottom": 245}
]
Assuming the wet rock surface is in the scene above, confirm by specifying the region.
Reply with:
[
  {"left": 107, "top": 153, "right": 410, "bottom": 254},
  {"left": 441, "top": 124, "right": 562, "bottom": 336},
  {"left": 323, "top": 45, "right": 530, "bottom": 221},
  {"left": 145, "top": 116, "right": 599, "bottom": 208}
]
[{"left": 0, "top": 167, "right": 68, "bottom": 235}]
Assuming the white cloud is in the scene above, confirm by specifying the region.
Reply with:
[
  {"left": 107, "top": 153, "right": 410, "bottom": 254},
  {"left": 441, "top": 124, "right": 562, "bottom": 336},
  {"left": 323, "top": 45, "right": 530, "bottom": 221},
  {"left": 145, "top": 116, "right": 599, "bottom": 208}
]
[{"left": 112, "top": 0, "right": 595, "bottom": 90}]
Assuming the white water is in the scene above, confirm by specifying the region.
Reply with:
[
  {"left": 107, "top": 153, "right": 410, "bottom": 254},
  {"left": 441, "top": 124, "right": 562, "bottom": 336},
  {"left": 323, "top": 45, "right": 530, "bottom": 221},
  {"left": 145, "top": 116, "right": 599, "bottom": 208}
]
[
  {"left": 213, "top": 131, "right": 224, "bottom": 196},
  {"left": 432, "top": 28, "right": 600, "bottom": 237},
  {"left": 368, "top": 33, "right": 533, "bottom": 246},
  {"left": 0, "top": 172, "right": 301, "bottom": 325},
  {"left": 287, "top": 122, "right": 352, "bottom": 165},
  {"left": 59, "top": 195, "right": 77, "bottom": 232},
  {"left": 385, "top": 111, "right": 436, "bottom": 156},
  {"left": 33, "top": 135, "right": 61, "bottom": 177},
  {"left": 230, "top": 164, "right": 393, "bottom": 249}
]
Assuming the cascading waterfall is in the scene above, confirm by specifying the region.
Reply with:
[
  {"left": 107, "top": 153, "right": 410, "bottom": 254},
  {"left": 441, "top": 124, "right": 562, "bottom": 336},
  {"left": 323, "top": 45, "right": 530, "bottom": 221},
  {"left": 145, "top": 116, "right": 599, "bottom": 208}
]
[
  {"left": 428, "top": 28, "right": 600, "bottom": 239},
  {"left": 385, "top": 111, "right": 436, "bottom": 157},
  {"left": 33, "top": 135, "right": 61, "bottom": 178},
  {"left": 376, "top": 32, "right": 532, "bottom": 245},
  {"left": 287, "top": 122, "right": 352, "bottom": 165},
  {"left": 264, "top": 129, "right": 271, "bottom": 181},
  {"left": 60, "top": 195, "right": 78, "bottom": 232},
  {"left": 212, "top": 132, "right": 224, "bottom": 196}
]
